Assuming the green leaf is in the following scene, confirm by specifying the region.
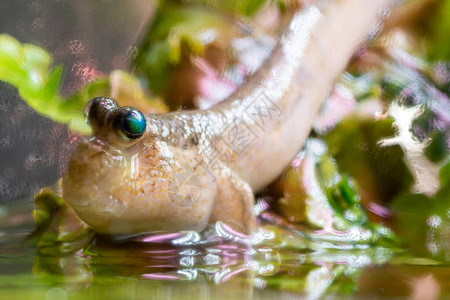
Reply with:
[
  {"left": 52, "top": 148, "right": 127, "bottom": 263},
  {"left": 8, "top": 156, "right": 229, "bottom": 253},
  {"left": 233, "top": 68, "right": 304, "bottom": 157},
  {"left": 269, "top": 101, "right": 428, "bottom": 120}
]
[
  {"left": 0, "top": 35, "right": 75, "bottom": 130},
  {"left": 0, "top": 35, "right": 168, "bottom": 134}
]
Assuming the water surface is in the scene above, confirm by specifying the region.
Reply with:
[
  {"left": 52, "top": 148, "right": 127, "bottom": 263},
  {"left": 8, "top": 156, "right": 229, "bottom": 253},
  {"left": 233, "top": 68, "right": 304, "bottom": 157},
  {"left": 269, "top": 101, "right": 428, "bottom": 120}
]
[{"left": 0, "top": 199, "right": 449, "bottom": 300}]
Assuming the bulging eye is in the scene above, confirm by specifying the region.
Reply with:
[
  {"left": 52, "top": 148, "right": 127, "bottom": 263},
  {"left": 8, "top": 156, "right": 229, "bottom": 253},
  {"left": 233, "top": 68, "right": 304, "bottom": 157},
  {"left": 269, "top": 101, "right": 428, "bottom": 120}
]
[
  {"left": 85, "top": 97, "right": 119, "bottom": 128},
  {"left": 114, "top": 107, "right": 146, "bottom": 140}
]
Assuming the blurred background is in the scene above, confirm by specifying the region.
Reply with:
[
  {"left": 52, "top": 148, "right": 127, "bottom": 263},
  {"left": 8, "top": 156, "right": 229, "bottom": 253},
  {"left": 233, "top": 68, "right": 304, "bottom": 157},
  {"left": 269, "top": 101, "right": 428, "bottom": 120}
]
[{"left": 0, "top": 0, "right": 154, "bottom": 202}]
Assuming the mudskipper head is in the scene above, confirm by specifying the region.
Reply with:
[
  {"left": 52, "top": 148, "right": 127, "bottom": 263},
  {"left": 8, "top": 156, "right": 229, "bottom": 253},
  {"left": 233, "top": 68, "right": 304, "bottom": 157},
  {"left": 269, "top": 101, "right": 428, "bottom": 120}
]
[
  {"left": 63, "top": 97, "right": 214, "bottom": 236},
  {"left": 62, "top": 97, "right": 149, "bottom": 234}
]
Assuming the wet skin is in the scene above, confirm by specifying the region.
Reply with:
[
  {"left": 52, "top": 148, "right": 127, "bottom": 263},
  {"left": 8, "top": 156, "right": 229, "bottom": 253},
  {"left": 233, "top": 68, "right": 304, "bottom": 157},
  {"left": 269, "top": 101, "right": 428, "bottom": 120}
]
[{"left": 63, "top": 0, "right": 392, "bottom": 235}]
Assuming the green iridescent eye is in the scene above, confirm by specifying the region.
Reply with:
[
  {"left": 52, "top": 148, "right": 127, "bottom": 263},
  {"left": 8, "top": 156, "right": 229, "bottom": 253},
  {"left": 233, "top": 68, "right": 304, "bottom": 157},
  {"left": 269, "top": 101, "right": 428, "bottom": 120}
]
[{"left": 115, "top": 107, "right": 146, "bottom": 139}]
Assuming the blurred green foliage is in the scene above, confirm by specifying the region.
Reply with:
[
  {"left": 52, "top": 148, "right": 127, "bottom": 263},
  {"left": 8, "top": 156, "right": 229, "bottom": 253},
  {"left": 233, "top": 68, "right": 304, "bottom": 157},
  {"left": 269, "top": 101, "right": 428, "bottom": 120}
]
[
  {"left": 269, "top": 139, "right": 398, "bottom": 247},
  {"left": 134, "top": 0, "right": 298, "bottom": 97},
  {"left": 323, "top": 117, "right": 414, "bottom": 204},
  {"left": 162, "top": 0, "right": 268, "bottom": 17},
  {"left": 134, "top": 5, "right": 233, "bottom": 94},
  {"left": 392, "top": 162, "right": 450, "bottom": 260},
  {"left": 0, "top": 35, "right": 167, "bottom": 135},
  {"left": 427, "top": 0, "right": 450, "bottom": 61},
  {"left": 0, "top": 34, "right": 90, "bottom": 133}
]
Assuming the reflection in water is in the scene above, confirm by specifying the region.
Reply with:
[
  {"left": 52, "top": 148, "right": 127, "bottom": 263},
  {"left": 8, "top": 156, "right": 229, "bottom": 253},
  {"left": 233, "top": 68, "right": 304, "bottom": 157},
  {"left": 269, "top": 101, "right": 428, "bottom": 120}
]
[
  {"left": 31, "top": 221, "right": 395, "bottom": 300},
  {"left": 17, "top": 216, "right": 447, "bottom": 300}
]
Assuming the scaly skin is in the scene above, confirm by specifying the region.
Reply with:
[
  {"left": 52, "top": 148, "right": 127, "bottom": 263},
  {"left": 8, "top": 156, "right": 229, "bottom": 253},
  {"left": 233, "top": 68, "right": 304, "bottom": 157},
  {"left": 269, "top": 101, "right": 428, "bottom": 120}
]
[{"left": 63, "top": 0, "right": 392, "bottom": 235}]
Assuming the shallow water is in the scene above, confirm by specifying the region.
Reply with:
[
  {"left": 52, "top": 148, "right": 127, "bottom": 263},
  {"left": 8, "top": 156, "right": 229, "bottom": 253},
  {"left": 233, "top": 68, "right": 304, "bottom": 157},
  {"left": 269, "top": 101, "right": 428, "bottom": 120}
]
[{"left": 0, "top": 199, "right": 449, "bottom": 300}]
